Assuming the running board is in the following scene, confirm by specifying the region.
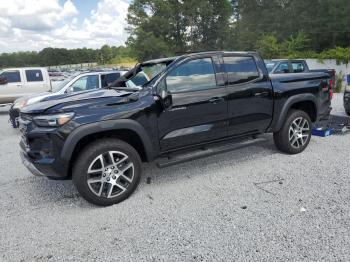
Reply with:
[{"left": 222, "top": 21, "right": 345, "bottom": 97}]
[{"left": 156, "top": 137, "right": 267, "bottom": 168}]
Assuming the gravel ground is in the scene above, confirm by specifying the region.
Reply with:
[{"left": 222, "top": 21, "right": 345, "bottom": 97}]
[{"left": 0, "top": 94, "right": 349, "bottom": 262}]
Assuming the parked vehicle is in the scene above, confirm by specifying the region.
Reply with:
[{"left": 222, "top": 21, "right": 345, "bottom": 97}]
[
  {"left": 344, "top": 84, "right": 350, "bottom": 116},
  {"left": 0, "top": 67, "right": 51, "bottom": 106},
  {"left": 9, "top": 71, "right": 127, "bottom": 127},
  {"left": 19, "top": 51, "right": 332, "bottom": 206}
]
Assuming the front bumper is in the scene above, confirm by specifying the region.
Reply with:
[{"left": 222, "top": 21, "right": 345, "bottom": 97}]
[
  {"left": 19, "top": 115, "right": 70, "bottom": 179},
  {"left": 20, "top": 150, "right": 46, "bottom": 176}
]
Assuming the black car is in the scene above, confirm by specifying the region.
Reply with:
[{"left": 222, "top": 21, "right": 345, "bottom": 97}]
[
  {"left": 344, "top": 88, "right": 350, "bottom": 116},
  {"left": 19, "top": 51, "right": 332, "bottom": 206}
]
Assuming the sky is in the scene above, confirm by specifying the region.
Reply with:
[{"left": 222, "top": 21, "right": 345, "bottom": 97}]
[{"left": 0, "top": 0, "right": 131, "bottom": 53}]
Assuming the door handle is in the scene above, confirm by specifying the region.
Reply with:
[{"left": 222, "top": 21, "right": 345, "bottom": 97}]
[
  {"left": 209, "top": 97, "right": 224, "bottom": 104},
  {"left": 254, "top": 92, "right": 269, "bottom": 97}
]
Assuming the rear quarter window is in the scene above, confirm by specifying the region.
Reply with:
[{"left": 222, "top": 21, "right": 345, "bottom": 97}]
[{"left": 25, "top": 70, "right": 43, "bottom": 82}]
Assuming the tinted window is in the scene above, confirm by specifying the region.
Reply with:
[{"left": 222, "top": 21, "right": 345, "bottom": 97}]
[
  {"left": 166, "top": 58, "right": 217, "bottom": 93},
  {"left": 291, "top": 62, "right": 305, "bottom": 73},
  {"left": 224, "top": 56, "right": 259, "bottom": 85},
  {"left": 25, "top": 70, "right": 43, "bottom": 82},
  {"left": 275, "top": 62, "right": 290, "bottom": 74},
  {"left": 2, "top": 71, "right": 21, "bottom": 83},
  {"left": 69, "top": 75, "right": 99, "bottom": 92},
  {"left": 101, "top": 73, "right": 120, "bottom": 87}
]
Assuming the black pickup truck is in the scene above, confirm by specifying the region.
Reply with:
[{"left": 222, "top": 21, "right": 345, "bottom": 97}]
[{"left": 19, "top": 51, "right": 333, "bottom": 206}]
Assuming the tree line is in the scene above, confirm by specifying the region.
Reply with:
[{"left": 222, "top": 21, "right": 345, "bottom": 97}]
[
  {"left": 127, "top": 0, "right": 350, "bottom": 62},
  {"left": 1, "top": 0, "right": 350, "bottom": 67},
  {"left": 0, "top": 45, "right": 132, "bottom": 68}
]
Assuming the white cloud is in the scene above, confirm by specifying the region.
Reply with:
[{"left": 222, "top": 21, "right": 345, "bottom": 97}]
[{"left": 0, "top": 0, "right": 129, "bottom": 53}]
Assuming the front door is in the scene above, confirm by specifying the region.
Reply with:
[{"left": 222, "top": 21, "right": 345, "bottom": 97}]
[
  {"left": 157, "top": 56, "right": 228, "bottom": 152},
  {"left": 0, "top": 70, "right": 23, "bottom": 103}
]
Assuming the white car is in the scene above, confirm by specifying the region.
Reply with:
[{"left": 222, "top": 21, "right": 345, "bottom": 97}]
[
  {"left": 9, "top": 70, "right": 127, "bottom": 127},
  {"left": 0, "top": 67, "right": 51, "bottom": 106}
]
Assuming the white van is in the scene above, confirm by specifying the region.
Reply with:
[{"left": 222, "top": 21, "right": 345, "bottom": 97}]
[{"left": 0, "top": 67, "right": 51, "bottom": 105}]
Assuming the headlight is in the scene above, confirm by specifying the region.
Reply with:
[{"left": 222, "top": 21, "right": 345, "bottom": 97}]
[
  {"left": 33, "top": 112, "right": 75, "bottom": 127},
  {"left": 13, "top": 99, "right": 28, "bottom": 109}
]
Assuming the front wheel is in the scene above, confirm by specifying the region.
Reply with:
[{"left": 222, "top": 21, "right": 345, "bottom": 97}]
[
  {"left": 73, "top": 139, "right": 142, "bottom": 206},
  {"left": 273, "top": 110, "right": 312, "bottom": 154}
]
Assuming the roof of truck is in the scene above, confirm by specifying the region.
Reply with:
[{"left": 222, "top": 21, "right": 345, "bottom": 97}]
[{"left": 142, "top": 51, "right": 260, "bottom": 65}]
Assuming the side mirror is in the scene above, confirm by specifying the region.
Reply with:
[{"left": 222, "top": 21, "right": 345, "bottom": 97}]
[
  {"left": 0, "top": 76, "right": 8, "bottom": 85},
  {"left": 159, "top": 89, "right": 173, "bottom": 110}
]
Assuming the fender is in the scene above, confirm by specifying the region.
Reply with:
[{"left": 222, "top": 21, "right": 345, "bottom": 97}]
[
  {"left": 272, "top": 93, "right": 318, "bottom": 132},
  {"left": 60, "top": 119, "right": 156, "bottom": 162}
]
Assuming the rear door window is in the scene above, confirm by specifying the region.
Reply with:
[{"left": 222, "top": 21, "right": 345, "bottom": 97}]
[
  {"left": 25, "top": 70, "right": 43, "bottom": 82},
  {"left": 223, "top": 56, "right": 259, "bottom": 85},
  {"left": 291, "top": 62, "right": 305, "bottom": 73},
  {"left": 2, "top": 71, "right": 21, "bottom": 83},
  {"left": 275, "top": 62, "right": 290, "bottom": 74}
]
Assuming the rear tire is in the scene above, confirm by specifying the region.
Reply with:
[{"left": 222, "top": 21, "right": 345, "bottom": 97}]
[
  {"left": 73, "top": 138, "right": 142, "bottom": 206},
  {"left": 346, "top": 110, "right": 350, "bottom": 116},
  {"left": 273, "top": 110, "right": 312, "bottom": 154}
]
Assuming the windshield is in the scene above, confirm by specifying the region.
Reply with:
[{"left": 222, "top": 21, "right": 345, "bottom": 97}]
[
  {"left": 265, "top": 62, "right": 276, "bottom": 73},
  {"left": 126, "top": 63, "right": 168, "bottom": 87}
]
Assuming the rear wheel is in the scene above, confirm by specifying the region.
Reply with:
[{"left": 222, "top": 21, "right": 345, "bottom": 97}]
[
  {"left": 73, "top": 139, "right": 142, "bottom": 206},
  {"left": 273, "top": 110, "right": 312, "bottom": 154}
]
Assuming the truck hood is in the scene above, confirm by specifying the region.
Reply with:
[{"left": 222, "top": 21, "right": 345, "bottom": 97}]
[{"left": 21, "top": 88, "right": 135, "bottom": 114}]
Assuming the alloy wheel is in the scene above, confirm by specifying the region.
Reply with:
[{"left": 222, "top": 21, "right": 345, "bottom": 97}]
[
  {"left": 87, "top": 151, "right": 134, "bottom": 198},
  {"left": 288, "top": 117, "right": 310, "bottom": 149}
]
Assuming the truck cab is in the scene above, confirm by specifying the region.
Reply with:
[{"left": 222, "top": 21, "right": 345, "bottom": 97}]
[{"left": 0, "top": 67, "right": 51, "bottom": 106}]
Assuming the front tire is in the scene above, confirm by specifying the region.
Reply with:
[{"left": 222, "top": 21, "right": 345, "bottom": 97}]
[
  {"left": 273, "top": 110, "right": 312, "bottom": 154},
  {"left": 73, "top": 139, "right": 142, "bottom": 206}
]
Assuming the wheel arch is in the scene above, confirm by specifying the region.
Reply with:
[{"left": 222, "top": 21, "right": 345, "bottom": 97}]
[
  {"left": 61, "top": 119, "right": 156, "bottom": 166},
  {"left": 273, "top": 94, "right": 318, "bottom": 132}
]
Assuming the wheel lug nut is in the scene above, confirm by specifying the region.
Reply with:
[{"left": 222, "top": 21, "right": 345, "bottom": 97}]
[
  {"left": 111, "top": 166, "right": 114, "bottom": 169},
  {"left": 103, "top": 173, "right": 106, "bottom": 177},
  {"left": 112, "top": 176, "right": 116, "bottom": 179},
  {"left": 106, "top": 177, "right": 110, "bottom": 181}
]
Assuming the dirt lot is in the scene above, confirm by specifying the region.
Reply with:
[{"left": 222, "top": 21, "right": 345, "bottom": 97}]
[{"left": 0, "top": 94, "right": 349, "bottom": 261}]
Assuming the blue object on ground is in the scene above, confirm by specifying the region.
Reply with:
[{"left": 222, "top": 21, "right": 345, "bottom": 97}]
[
  {"left": 312, "top": 128, "right": 333, "bottom": 137},
  {"left": 347, "top": 74, "right": 350, "bottom": 85}
]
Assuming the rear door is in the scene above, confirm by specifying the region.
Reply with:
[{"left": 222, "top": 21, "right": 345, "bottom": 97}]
[
  {"left": 224, "top": 55, "right": 273, "bottom": 136},
  {"left": 24, "top": 69, "right": 47, "bottom": 95},
  {"left": 0, "top": 70, "right": 23, "bottom": 103},
  {"left": 157, "top": 56, "right": 228, "bottom": 151}
]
